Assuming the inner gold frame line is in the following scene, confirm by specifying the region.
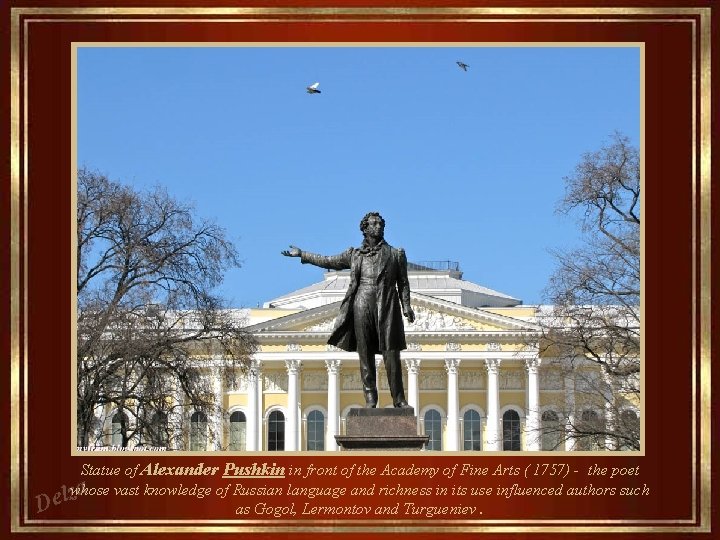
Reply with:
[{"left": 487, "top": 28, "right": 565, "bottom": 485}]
[{"left": 8, "top": 5, "right": 710, "bottom": 534}]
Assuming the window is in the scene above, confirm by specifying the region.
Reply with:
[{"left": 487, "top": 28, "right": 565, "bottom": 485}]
[
  {"left": 147, "top": 411, "right": 168, "bottom": 447},
  {"left": 463, "top": 409, "right": 482, "bottom": 450},
  {"left": 424, "top": 409, "right": 442, "bottom": 451},
  {"left": 502, "top": 410, "right": 521, "bottom": 451},
  {"left": 306, "top": 410, "right": 325, "bottom": 451},
  {"left": 541, "top": 410, "right": 563, "bottom": 451},
  {"left": 190, "top": 411, "right": 208, "bottom": 451},
  {"left": 268, "top": 410, "right": 285, "bottom": 451},
  {"left": 229, "top": 411, "right": 247, "bottom": 451},
  {"left": 111, "top": 412, "right": 128, "bottom": 447},
  {"left": 577, "top": 409, "right": 603, "bottom": 450},
  {"left": 618, "top": 409, "right": 640, "bottom": 450}
]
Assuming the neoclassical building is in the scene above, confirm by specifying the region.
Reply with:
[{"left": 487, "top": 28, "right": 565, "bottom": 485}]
[
  {"left": 100, "top": 262, "right": 639, "bottom": 452},
  {"left": 209, "top": 262, "right": 636, "bottom": 453}
]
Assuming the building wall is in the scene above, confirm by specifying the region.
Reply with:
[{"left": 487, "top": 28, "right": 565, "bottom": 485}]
[{"left": 91, "top": 299, "right": 639, "bottom": 452}]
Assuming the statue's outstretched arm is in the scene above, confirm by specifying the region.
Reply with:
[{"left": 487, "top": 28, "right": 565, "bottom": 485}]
[{"left": 287, "top": 247, "right": 354, "bottom": 271}]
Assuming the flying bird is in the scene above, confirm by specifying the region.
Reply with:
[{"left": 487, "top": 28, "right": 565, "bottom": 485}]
[
  {"left": 456, "top": 61, "right": 469, "bottom": 71},
  {"left": 306, "top": 82, "right": 321, "bottom": 94}
]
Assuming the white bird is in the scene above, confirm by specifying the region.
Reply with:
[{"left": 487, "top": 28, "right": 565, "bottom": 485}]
[
  {"left": 456, "top": 61, "right": 469, "bottom": 71},
  {"left": 306, "top": 82, "right": 321, "bottom": 94}
]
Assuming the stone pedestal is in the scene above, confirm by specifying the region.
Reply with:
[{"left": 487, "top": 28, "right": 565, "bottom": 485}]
[{"left": 335, "top": 408, "right": 429, "bottom": 451}]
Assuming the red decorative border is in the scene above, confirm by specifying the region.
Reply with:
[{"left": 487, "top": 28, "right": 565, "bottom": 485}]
[{"left": 4, "top": 2, "right": 715, "bottom": 538}]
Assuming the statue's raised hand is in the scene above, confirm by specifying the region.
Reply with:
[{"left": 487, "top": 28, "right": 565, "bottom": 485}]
[{"left": 281, "top": 245, "right": 302, "bottom": 257}]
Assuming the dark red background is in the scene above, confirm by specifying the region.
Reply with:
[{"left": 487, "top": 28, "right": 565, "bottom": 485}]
[{"left": 2, "top": 1, "right": 717, "bottom": 538}]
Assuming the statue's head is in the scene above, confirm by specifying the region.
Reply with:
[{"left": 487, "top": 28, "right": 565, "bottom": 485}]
[{"left": 359, "top": 212, "right": 385, "bottom": 237}]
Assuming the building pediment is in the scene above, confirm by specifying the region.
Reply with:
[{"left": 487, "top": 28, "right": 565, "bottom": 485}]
[
  {"left": 245, "top": 292, "right": 538, "bottom": 336},
  {"left": 264, "top": 264, "right": 522, "bottom": 310}
]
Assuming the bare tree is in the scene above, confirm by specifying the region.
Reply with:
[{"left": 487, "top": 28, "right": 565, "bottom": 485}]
[
  {"left": 76, "top": 168, "right": 256, "bottom": 449},
  {"left": 536, "top": 132, "right": 640, "bottom": 451}
]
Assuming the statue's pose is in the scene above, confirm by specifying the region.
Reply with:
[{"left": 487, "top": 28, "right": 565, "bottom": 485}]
[{"left": 282, "top": 212, "right": 415, "bottom": 408}]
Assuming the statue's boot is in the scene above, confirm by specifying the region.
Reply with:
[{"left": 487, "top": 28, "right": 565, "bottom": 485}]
[
  {"left": 364, "top": 389, "right": 378, "bottom": 408},
  {"left": 393, "top": 392, "right": 412, "bottom": 409}
]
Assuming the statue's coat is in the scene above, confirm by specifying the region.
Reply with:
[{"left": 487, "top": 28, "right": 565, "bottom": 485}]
[{"left": 300, "top": 243, "right": 412, "bottom": 353}]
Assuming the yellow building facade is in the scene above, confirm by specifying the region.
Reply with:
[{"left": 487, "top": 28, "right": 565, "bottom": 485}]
[
  {"left": 100, "top": 263, "right": 638, "bottom": 452},
  {"left": 214, "top": 263, "right": 637, "bottom": 452}
]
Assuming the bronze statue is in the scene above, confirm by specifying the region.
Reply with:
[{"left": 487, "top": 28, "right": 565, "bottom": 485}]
[{"left": 282, "top": 212, "right": 415, "bottom": 408}]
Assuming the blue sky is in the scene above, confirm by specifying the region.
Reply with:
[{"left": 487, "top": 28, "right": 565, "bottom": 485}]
[{"left": 77, "top": 46, "right": 640, "bottom": 308}]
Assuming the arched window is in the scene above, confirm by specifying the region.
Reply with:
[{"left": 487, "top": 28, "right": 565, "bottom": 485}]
[
  {"left": 463, "top": 409, "right": 482, "bottom": 450},
  {"left": 229, "top": 411, "right": 247, "bottom": 451},
  {"left": 541, "top": 410, "right": 563, "bottom": 451},
  {"left": 268, "top": 410, "right": 285, "bottom": 451},
  {"left": 306, "top": 410, "right": 325, "bottom": 451},
  {"left": 190, "top": 411, "right": 208, "bottom": 451},
  {"left": 577, "top": 409, "right": 603, "bottom": 450},
  {"left": 502, "top": 410, "right": 521, "bottom": 451},
  {"left": 424, "top": 409, "right": 442, "bottom": 451},
  {"left": 111, "top": 412, "right": 128, "bottom": 447},
  {"left": 618, "top": 409, "right": 640, "bottom": 450},
  {"left": 147, "top": 411, "right": 168, "bottom": 447}
]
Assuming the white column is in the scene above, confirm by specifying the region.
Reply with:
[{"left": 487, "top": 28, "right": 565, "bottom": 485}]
[
  {"left": 212, "top": 366, "right": 224, "bottom": 450},
  {"left": 602, "top": 370, "right": 616, "bottom": 451},
  {"left": 245, "top": 359, "right": 261, "bottom": 451},
  {"left": 564, "top": 372, "right": 576, "bottom": 452},
  {"left": 485, "top": 359, "right": 501, "bottom": 451},
  {"left": 325, "top": 359, "right": 342, "bottom": 451},
  {"left": 403, "top": 358, "right": 421, "bottom": 416},
  {"left": 257, "top": 369, "right": 263, "bottom": 447},
  {"left": 170, "top": 387, "right": 184, "bottom": 451},
  {"left": 525, "top": 358, "right": 542, "bottom": 451},
  {"left": 445, "top": 359, "right": 461, "bottom": 451},
  {"left": 285, "top": 360, "right": 302, "bottom": 451}
]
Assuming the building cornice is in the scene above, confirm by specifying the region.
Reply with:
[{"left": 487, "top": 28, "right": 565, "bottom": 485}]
[
  {"left": 253, "top": 329, "right": 541, "bottom": 343},
  {"left": 251, "top": 350, "right": 540, "bottom": 362}
]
